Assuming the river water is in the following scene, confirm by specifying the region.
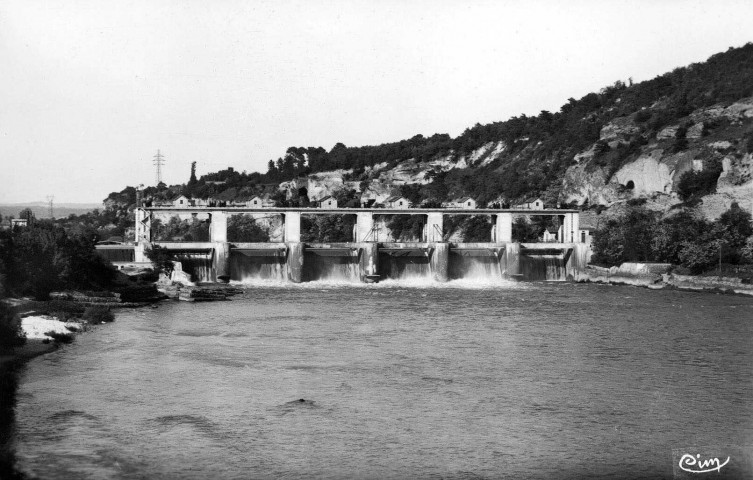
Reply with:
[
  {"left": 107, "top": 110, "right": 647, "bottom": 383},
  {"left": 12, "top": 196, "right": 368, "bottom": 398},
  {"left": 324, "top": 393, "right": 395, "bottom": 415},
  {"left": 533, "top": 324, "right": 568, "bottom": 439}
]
[{"left": 7, "top": 282, "right": 753, "bottom": 479}]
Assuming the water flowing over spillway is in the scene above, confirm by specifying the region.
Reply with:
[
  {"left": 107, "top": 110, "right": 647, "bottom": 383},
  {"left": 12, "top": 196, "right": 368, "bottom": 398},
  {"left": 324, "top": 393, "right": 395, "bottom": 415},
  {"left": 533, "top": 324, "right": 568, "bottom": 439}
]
[
  {"left": 449, "top": 255, "right": 503, "bottom": 282},
  {"left": 378, "top": 253, "right": 432, "bottom": 282},
  {"left": 230, "top": 252, "right": 286, "bottom": 282},
  {"left": 303, "top": 252, "right": 360, "bottom": 282},
  {"left": 520, "top": 254, "right": 566, "bottom": 281},
  {"left": 178, "top": 244, "right": 584, "bottom": 284},
  {"left": 175, "top": 253, "right": 215, "bottom": 283}
]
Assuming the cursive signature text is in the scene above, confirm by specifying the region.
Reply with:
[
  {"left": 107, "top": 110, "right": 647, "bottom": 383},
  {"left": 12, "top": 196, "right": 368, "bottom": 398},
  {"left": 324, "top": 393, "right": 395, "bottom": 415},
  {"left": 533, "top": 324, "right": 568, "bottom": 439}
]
[{"left": 678, "top": 453, "right": 730, "bottom": 473}]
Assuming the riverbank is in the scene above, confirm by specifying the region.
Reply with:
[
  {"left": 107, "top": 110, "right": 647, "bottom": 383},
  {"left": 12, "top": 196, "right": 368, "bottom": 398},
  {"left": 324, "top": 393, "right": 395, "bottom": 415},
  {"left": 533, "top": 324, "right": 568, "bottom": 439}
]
[
  {"left": 1, "top": 310, "right": 94, "bottom": 370},
  {"left": 575, "top": 263, "right": 753, "bottom": 296}
]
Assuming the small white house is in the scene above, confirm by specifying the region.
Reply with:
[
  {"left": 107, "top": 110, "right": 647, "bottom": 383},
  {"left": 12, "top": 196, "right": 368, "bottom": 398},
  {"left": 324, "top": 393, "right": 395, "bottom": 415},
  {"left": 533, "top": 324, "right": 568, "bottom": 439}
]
[
  {"left": 513, "top": 198, "right": 544, "bottom": 210},
  {"left": 10, "top": 218, "right": 28, "bottom": 228},
  {"left": 542, "top": 226, "right": 560, "bottom": 242},
  {"left": 456, "top": 197, "right": 476, "bottom": 209},
  {"left": 246, "top": 196, "right": 265, "bottom": 208},
  {"left": 173, "top": 195, "right": 192, "bottom": 207},
  {"left": 385, "top": 196, "right": 411, "bottom": 209},
  {"left": 319, "top": 196, "right": 338, "bottom": 208}
]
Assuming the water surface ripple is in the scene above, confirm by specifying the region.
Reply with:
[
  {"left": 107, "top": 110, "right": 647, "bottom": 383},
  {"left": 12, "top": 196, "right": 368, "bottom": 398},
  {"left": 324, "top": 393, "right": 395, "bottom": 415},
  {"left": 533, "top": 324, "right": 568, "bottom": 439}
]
[{"left": 12, "top": 283, "right": 753, "bottom": 479}]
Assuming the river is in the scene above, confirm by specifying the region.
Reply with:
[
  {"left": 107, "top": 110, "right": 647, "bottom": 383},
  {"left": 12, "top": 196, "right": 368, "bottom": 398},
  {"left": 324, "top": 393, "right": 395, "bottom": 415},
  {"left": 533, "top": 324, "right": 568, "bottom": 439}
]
[{"left": 6, "top": 282, "right": 753, "bottom": 479}]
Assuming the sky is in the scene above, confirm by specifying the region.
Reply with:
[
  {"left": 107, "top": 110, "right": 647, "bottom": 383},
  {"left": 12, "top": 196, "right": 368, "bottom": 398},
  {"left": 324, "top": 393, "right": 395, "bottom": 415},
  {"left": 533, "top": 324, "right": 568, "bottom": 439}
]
[{"left": 1, "top": 0, "right": 752, "bottom": 204}]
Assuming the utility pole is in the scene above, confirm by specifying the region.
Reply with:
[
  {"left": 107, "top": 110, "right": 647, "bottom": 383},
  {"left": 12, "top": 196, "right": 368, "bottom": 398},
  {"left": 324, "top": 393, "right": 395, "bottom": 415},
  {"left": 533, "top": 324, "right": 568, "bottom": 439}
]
[
  {"left": 153, "top": 149, "right": 165, "bottom": 185},
  {"left": 719, "top": 241, "right": 723, "bottom": 275},
  {"left": 46, "top": 195, "right": 54, "bottom": 219}
]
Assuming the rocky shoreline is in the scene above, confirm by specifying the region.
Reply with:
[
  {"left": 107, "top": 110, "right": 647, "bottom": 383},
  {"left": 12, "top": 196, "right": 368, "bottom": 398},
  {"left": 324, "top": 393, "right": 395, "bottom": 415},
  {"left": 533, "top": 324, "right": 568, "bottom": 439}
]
[
  {"left": 157, "top": 282, "right": 244, "bottom": 302},
  {"left": 575, "top": 263, "right": 753, "bottom": 296}
]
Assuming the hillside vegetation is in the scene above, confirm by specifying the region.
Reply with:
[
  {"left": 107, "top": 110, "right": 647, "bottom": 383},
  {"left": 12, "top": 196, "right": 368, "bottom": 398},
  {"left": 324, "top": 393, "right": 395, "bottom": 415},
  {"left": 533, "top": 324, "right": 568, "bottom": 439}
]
[
  {"left": 167, "top": 42, "right": 753, "bottom": 209},
  {"left": 52, "top": 43, "right": 753, "bottom": 270}
]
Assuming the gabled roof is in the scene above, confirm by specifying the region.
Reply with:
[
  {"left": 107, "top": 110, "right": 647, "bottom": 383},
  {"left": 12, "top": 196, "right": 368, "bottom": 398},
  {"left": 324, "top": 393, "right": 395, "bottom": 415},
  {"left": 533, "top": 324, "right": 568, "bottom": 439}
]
[
  {"left": 319, "top": 195, "right": 334, "bottom": 201},
  {"left": 386, "top": 195, "right": 408, "bottom": 202}
]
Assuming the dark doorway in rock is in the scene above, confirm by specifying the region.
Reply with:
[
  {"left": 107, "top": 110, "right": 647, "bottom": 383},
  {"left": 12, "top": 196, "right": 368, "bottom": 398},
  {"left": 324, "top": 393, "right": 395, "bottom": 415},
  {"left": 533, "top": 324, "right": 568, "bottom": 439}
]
[{"left": 625, "top": 180, "right": 635, "bottom": 190}]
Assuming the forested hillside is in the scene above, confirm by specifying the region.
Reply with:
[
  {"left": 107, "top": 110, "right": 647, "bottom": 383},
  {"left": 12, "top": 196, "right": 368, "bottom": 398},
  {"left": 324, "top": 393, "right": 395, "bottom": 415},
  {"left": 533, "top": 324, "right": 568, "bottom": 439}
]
[
  {"left": 58, "top": 43, "right": 753, "bottom": 256},
  {"left": 174, "top": 42, "right": 753, "bottom": 207}
]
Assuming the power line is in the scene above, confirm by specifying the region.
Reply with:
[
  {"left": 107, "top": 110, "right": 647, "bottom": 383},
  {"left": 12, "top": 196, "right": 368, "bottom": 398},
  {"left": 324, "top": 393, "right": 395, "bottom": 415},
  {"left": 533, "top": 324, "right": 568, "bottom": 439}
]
[
  {"left": 46, "top": 195, "right": 54, "bottom": 219},
  {"left": 153, "top": 149, "right": 165, "bottom": 185}
]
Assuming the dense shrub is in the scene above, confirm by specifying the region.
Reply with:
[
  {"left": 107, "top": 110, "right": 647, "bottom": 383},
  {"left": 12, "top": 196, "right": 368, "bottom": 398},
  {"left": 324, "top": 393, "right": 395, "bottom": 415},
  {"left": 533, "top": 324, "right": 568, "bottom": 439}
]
[
  {"left": 386, "top": 215, "right": 425, "bottom": 242},
  {"left": 227, "top": 215, "right": 270, "bottom": 242},
  {"left": 0, "top": 303, "right": 25, "bottom": 347},
  {"left": 45, "top": 331, "right": 74, "bottom": 344},
  {"left": 300, "top": 215, "right": 355, "bottom": 242},
  {"left": 0, "top": 222, "right": 115, "bottom": 300},
  {"left": 592, "top": 205, "right": 753, "bottom": 272},
  {"left": 676, "top": 162, "right": 724, "bottom": 201},
  {"left": 83, "top": 305, "right": 114, "bottom": 324},
  {"left": 511, "top": 217, "right": 540, "bottom": 243},
  {"left": 145, "top": 245, "right": 176, "bottom": 276}
]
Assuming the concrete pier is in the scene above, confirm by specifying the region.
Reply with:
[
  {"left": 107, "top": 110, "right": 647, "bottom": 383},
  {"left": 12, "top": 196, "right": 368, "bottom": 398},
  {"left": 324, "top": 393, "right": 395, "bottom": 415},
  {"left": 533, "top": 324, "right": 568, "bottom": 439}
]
[
  {"left": 493, "top": 213, "right": 513, "bottom": 243},
  {"left": 431, "top": 243, "right": 450, "bottom": 282},
  {"left": 210, "top": 211, "right": 228, "bottom": 242},
  {"left": 284, "top": 212, "right": 301, "bottom": 243},
  {"left": 503, "top": 242, "right": 521, "bottom": 278},
  {"left": 287, "top": 242, "right": 304, "bottom": 283},
  {"left": 359, "top": 242, "right": 379, "bottom": 282},
  {"left": 214, "top": 242, "right": 231, "bottom": 283},
  {"left": 135, "top": 208, "right": 152, "bottom": 243},
  {"left": 355, "top": 212, "right": 375, "bottom": 242},
  {"left": 425, "top": 212, "right": 444, "bottom": 242}
]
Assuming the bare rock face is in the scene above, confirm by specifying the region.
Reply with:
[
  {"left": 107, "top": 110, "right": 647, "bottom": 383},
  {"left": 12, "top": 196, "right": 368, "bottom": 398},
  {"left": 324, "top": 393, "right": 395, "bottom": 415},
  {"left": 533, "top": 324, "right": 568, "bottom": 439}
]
[
  {"left": 657, "top": 125, "right": 679, "bottom": 140},
  {"left": 689, "top": 98, "right": 753, "bottom": 123},
  {"left": 613, "top": 153, "right": 673, "bottom": 194},
  {"left": 723, "top": 98, "right": 753, "bottom": 120},
  {"left": 709, "top": 140, "right": 733, "bottom": 151},
  {"left": 560, "top": 162, "right": 619, "bottom": 206},
  {"left": 573, "top": 145, "right": 596, "bottom": 164},
  {"left": 306, "top": 171, "right": 349, "bottom": 201},
  {"left": 712, "top": 154, "right": 753, "bottom": 219},
  {"left": 699, "top": 193, "right": 737, "bottom": 220},
  {"left": 687, "top": 122, "right": 704, "bottom": 139},
  {"left": 599, "top": 116, "right": 640, "bottom": 143},
  {"left": 462, "top": 141, "right": 507, "bottom": 167},
  {"left": 718, "top": 154, "right": 753, "bottom": 187}
]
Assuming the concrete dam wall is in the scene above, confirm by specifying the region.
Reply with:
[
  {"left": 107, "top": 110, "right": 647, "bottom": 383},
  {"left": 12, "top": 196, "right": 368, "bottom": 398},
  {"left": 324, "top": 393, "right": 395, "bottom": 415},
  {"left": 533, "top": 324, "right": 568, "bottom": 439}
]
[{"left": 145, "top": 242, "right": 590, "bottom": 284}]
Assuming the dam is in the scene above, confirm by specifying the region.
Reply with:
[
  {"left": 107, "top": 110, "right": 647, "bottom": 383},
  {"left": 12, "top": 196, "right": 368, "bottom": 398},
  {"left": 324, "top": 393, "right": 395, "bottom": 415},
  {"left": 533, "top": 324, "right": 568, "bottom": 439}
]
[{"left": 97, "top": 207, "right": 590, "bottom": 283}]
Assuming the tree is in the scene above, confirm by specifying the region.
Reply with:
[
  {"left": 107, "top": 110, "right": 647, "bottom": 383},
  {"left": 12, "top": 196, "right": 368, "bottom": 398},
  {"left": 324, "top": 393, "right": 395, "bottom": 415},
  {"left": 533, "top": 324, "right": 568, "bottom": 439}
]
[
  {"left": 189, "top": 161, "right": 197, "bottom": 185},
  {"left": 0, "top": 301, "right": 25, "bottom": 347},
  {"left": 672, "top": 124, "right": 688, "bottom": 152},
  {"left": 676, "top": 162, "right": 723, "bottom": 202},
  {"left": 511, "top": 217, "right": 539, "bottom": 242},
  {"left": 594, "top": 140, "right": 611, "bottom": 157},
  {"left": 18, "top": 208, "right": 35, "bottom": 225},
  {"left": 462, "top": 216, "right": 492, "bottom": 242},
  {"left": 145, "top": 245, "right": 176, "bottom": 276},
  {"left": 0, "top": 222, "right": 115, "bottom": 299},
  {"left": 227, "top": 215, "right": 269, "bottom": 242},
  {"left": 678, "top": 239, "right": 719, "bottom": 274}
]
